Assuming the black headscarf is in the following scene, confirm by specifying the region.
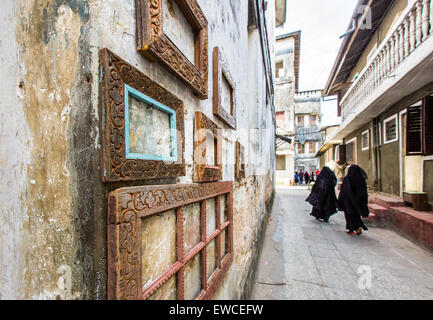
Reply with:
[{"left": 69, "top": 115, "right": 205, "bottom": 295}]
[
  {"left": 306, "top": 166, "right": 338, "bottom": 220},
  {"left": 338, "top": 164, "right": 369, "bottom": 232}
]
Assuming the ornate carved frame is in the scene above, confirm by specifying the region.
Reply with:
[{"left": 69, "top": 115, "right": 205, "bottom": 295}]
[
  {"left": 235, "top": 141, "right": 246, "bottom": 180},
  {"left": 194, "top": 112, "right": 222, "bottom": 183},
  {"left": 136, "top": 0, "right": 209, "bottom": 99},
  {"left": 213, "top": 47, "right": 236, "bottom": 129},
  {"left": 99, "top": 48, "right": 185, "bottom": 182},
  {"left": 107, "top": 181, "right": 234, "bottom": 300}
]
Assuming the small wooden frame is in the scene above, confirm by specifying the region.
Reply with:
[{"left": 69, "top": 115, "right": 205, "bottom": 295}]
[
  {"left": 99, "top": 48, "right": 185, "bottom": 182},
  {"left": 235, "top": 141, "right": 246, "bottom": 180},
  {"left": 107, "top": 181, "right": 234, "bottom": 300},
  {"left": 194, "top": 112, "right": 222, "bottom": 183},
  {"left": 213, "top": 47, "right": 236, "bottom": 129},
  {"left": 136, "top": 0, "right": 208, "bottom": 99}
]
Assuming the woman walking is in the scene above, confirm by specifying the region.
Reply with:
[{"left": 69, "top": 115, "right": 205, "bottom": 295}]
[
  {"left": 306, "top": 167, "right": 338, "bottom": 223},
  {"left": 305, "top": 171, "right": 310, "bottom": 185},
  {"left": 338, "top": 164, "right": 369, "bottom": 235}
]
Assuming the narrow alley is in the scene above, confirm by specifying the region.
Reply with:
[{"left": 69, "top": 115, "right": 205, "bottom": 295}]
[{"left": 251, "top": 187, "right": 433, "bottom": 300}]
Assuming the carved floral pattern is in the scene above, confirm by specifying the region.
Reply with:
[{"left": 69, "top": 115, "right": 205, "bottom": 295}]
[
  {"left": 100, "top": 48, "right": 185, "bottom": 182},
  {"left": 108, "top": 182, "right": 234, "bottom": 300},
  {"left": 213, "top": 47, "right": 236, "bottom": 129},
  {"left": 136, "top": 0, "right": 208, "bottom": 99}
]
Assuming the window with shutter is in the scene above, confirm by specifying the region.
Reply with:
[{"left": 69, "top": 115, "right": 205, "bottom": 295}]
[
  {"left": 424, "top": 96, "right": 433, "bottom": 155},
  {"left": 384, "top": 114, "right": 398, "bottom": 144},
  {"left": 297, "top": 116, "right": 304, "bottom": 128},
  {"left": 406, "top": 104, "right": 423, "bottom": 155},
  {"left": 276, "top": 155, "right": 286, "bottom": 170},
  {"left": 297, "top": 143, "right": 305, "bottom": 154},
  {"left": 361, "top": 130, "right": 369, "bottom": 151},
  {"left": 308, "top": 141, "right": 316, "bottom": 154}
]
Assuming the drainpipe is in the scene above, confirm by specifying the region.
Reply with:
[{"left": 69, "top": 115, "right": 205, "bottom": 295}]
[
  {"left": 373, "top": 117, "right": 382, "bottom": 192},
  {"left": 255, "top": 0, "right": 274, "bottom": 103}
]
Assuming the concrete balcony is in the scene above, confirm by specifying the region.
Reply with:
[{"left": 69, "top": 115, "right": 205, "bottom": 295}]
[{"left": 335, "top": 0, "right": 433, "bottom": 139}]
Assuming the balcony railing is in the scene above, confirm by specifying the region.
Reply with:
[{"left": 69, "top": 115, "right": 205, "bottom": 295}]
[{"left": 340, "top": 0, "right": 433, "bottom": 120}]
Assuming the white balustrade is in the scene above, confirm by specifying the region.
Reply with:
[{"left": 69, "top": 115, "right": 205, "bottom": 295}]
[
  {"left": 423, "top": 0, "right": 430, "bottom": 41},
  {"left": 339, "top": 0, "right": 433, "bottom": 121},
  {"left": 430, "top": 0, "right": 433, "bottom": 33},
  {"left": 416, "top": 0, "right": 423, "bottom": 46}
]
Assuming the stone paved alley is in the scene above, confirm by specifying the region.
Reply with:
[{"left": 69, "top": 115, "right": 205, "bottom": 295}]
[{"left": 251, "top": 187, "right": 433, "bottom": 300}]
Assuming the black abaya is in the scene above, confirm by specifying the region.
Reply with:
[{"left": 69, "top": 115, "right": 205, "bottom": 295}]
[
  {"left": 338, "top": 165, "right": 369, "bottom": 232},
  {"left": 306, "top": 167, "right": 338, "bottom": 222}
]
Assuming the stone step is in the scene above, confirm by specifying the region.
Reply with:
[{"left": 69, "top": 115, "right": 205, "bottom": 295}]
[
  {"left": 389, "top": 206, "right": 433, "bottom": 251},
  {"left": 369, "top": 194, "right": 405, "bottom": 209},
  {"left": 363, "top": 203, "right": 389, "bottom": 227}
]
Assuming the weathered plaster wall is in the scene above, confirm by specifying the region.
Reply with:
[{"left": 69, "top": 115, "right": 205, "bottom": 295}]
[
  {"left": 275, "top": 36, "right": 296, "bottom": 185},
  {"left": 0, "top": 0, "right": 276, "bottom": 299},
  {"left": 0, "top": 0, "right": 102, "bottom": 299}
]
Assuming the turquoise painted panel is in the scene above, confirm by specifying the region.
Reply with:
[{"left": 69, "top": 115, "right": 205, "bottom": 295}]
[{"left": 124, "top": 84, "right": 178, "bottom": 162}]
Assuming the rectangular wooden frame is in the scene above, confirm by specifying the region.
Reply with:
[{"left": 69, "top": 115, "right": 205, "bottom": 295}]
[
  {"left": 194, "top": 112, "right": 222, "bottom": 183},
  {"left": 213, "top": 47, "right": 236, "bottom": 129},
  {"left": 99, "top": 48, "right": 185, "bottom": 182},
  {"left": 107, "top": 181, "right": 234, "bottom": 300},
  {"left": 235, "top": 141, "right": 246, "bottom": 180},
  {"left": 136, "top": 0, "right": 209, "bottom": 99}
]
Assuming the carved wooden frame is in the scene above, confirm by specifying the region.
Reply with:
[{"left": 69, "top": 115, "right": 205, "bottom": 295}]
[
  {"left": 99, "top": 48, "right": 185, "bottom": 182},
  {"left": 136, "top": 0, "right": 209, "bottom": 99},
  {"left": 213, "top": 47, "right": 236, "bottom": 129},
  {"left": 107, "top": 181, "right": 234, "bottom": 300},
  {"left": 194, "top": 112, "right": 222, "bottom": 183},
  {"left": 235, "top": 141, "right": 246, "bottom": 180}
]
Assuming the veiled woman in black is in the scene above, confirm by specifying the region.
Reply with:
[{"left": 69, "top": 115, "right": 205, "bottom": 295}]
[
  {"left": 306, "top": 167, "right": 338, "bottom": 223},
  {"left": 338, "top": 164, "right": 369, "bottom": 235}
]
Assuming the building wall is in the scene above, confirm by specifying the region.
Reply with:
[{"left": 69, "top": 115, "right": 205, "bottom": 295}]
[
  {"left": 275, "top": 35, "right": 296, "bottom": 185},
  {"left": 294, "top": 94, "right": 321, "bottom": 172},
  {"left": 0, "top": 0, "right": 276, "bottom": 300},
  {"left": 343, "top": 124, "right": 376, "bottom": 190},
  {"left": 341, "top": 90, "right": 433, "bottom": 198}
]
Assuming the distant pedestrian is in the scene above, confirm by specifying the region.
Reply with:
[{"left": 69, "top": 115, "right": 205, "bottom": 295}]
[
  {"left": 316, "top": 169, "right": 320, "bottom": 177},
  {"left": 299, "top": 170, "right": 304, "bottom": 185},
  {"left": 338, "top": 164, "right": 369, "bottom": 235},
  {"left": 306, "top": 167, "right": 338, "bottom": 223},
  {"left": 295, "top": 172, "right": 299, "bottom": 185},
  {"left": 305, "top": 171, "right": 310, "bottom": 185},
  {"left": 311, "top": 171, "right": 315, "bottom": 182}
]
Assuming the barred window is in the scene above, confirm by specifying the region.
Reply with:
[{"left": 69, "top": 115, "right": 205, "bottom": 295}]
[
  {"left": 297, "top": 143, "right": 305, "bottom": 154},
  {"left": 297, "top": 116, "right": 304, "bottom": 128},
  {"left": 308, "top": 141, "right": 316, "bottom": 154}
]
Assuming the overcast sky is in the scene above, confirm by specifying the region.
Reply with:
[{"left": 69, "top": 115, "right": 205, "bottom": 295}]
[{"left": 276, "top": 0, "right": 358, "bottom": 125}]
